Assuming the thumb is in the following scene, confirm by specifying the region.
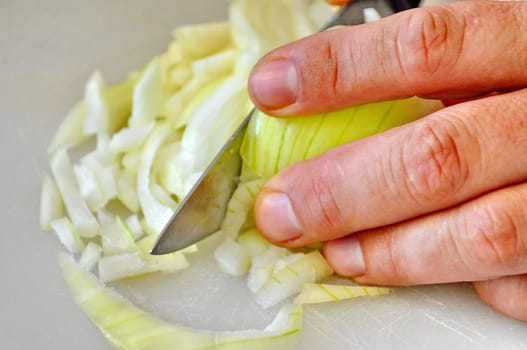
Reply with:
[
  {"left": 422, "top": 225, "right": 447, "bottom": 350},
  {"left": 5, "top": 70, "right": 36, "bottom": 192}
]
[{"left": 254, "top": 143, "right": 365, "bottom": 247}]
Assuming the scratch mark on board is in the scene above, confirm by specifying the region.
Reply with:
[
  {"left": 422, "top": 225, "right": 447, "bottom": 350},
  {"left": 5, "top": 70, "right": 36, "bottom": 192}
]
[{"left": 423, "top": 312, "right": 488, "bottom": 343}]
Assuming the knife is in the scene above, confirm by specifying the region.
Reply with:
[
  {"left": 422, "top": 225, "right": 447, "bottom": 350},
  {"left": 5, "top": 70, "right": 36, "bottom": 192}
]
[{"left": 151, "top": 0, "right": 418, "bottom": 255}]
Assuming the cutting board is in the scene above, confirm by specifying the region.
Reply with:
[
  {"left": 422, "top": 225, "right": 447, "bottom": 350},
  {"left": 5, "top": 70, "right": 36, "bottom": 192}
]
[{"left": 1, "top": 1, "right": 526, "bottom": 349}]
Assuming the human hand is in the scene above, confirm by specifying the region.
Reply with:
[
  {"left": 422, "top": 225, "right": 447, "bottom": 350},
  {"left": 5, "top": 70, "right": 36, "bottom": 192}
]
[{"left": 248, "top": 1, "right": 527, "bottom": 322}]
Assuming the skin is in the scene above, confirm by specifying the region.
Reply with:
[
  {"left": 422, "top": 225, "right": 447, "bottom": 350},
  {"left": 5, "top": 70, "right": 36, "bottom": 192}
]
[{"left": 248, "top": 0, "right": 527, "bottom": 322}]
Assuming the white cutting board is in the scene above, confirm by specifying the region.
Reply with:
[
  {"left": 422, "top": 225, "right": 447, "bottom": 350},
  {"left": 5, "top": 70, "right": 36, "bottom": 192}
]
[{"left": 1, "top": 1, "right": 526, "bottom": 349}]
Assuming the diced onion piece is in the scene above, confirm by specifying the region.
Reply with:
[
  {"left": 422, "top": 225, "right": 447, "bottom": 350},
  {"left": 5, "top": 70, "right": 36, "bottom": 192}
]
[
  {"left": 166, "top": 64, "right": 193, "bottom": 90},
  {"left": 140, "top": 217, "right": 160, "bottom": 237},
  {"left": 137, "top": 125, "right": 175, "bottom": 234},
  {"left": 180, "top": 244, "right": 199, "bottom": 255},
  {"left": 129, "top": 58, "right": 165, "bottom": 127},
  {"left": 237, "top": 228, "right": 270, "bottom": 258},
  {"left": 137, "top": 235, "right": 190, "bottom": 273},
  {"left": 157, "top": 167, "right": 181, "bottom": 196},
  {"left": 50, "top": 149, "right": 99, "bottom": 238},
  {"left": 273, "top": 253, "right": 305, "bottom": 273},
  {"left": 294, "top": 284, "right": 394, "bottom": 305},
  {"left": 248, "top": 246, "right": 290, "bottom": 293},
  {"left": 97, "top": 234, "right": 189, "bottom": 281},
  {"left": 60, "top": 254, "right": 302, "bottom": 350},
  {"left": 121, "top": 151, "right": 141, "bottom": 173},
  {"left": 135, "top": 234, "right": 196, "bottom": 273},
  {"left": 95, "top": 133, "right": 118, "bottom": 165},
  {"left": 83, "top": 72, "right": 106, "bottom": 135},
  {"left": 98, "top": 251, "right": 155, "bottom": 282},
  {"left": 123, "top": 214, "right": 144, "bottom": 241},
  {"left": 255, "top": 251, "right": 333, "bottom": 309},
  {"left": 81, "top": 153, "right": 118, "bottom": 202},
  {"left": 116, "top": 171, "right": 140, "bottom": 213},
  {"left": 109, "top": 123, "right": 154, "bottom": 153},
  {"left": 214, "top": 237, "right": 251, "bottom": 276},
  {"left": 83, "top": 72, "right": 133, "bottom": 135},
  {"left": 73, "top": 164, "right": 105, "bottom": 212},
  {"left": 135, "top": 234, "right": 158, "bottom": 252},
  {"left": 50, "top": 217, "right": 85, "bottom": 254},
  {"left": 165, "top": 41, "right": 184, "bottom": 66},
  {"left": 98, "top": 210, "right": 136, "bottom": 256},
  {"left": 173, "top": 21, "right": 231, "bottom": 60},
  {"left": 47, "top": 100, "right": 89, "bottom": 155},
  {"left": 79, "top": 242, "right": 102, "bottom": 272},
  {"left": 40, "top": 175, "right": 65, "bottom": 231},
  {"left": 151, "top": 141, "right": 180, "bottom": 178},
  {"left": 191, "top": 48, "right": 238, "bottom": 79},
  {"left": 104, "top": 78, "right": 135, "bottom": 133},
  {"left": 144, "top": 251, "right": 189, "bottom": 274},
  {"left": 158, "top": 147, "right": 195, "bottom": 199},
  {"left": 151, "top": 183, "right": 179, "bottom": 210},
  {"left": 221, "top": 180, "right": 264, "bottom": 239},
  {"left": 136, "top": 231, "right": 198, "bottom": 256}
]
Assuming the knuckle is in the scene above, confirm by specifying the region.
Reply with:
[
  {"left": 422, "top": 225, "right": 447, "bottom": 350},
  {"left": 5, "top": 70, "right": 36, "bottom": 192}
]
[
  {"left": 464, "top": 201, "right": 527, "bottom": 273},
  {"left": 302, "top": 159, "right": 347, "bottom": 236},
  {"left": 382, "top": 232, "right": 411, "bottom": 283},
  {"left": 322, "top": 34, "right": 355, "bottom": 101},
  {"left": 323, "top": 40, "right": 343, "bottom": 99},
  {"left": 394, "top": 7, "right": 466, "bottom": 81},
  {"left": 399, "top": 117, "right": 469, "bottom": 206}
]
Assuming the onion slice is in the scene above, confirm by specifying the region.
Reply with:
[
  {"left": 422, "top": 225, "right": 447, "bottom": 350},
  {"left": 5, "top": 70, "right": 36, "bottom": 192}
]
[
  {"left": 60, "top": 254, "right": 303, "bottom": 350},
  {"left": 294, "top": 283, "right": 394, "bottom": 305},
  {"left": 39, "top": 175, "right": 65, "bottom": 231},
  {"left": 50, "top": 149, "right": 99, "bottom": 238},
  {"left": 137, "top": 125, "right": 175, "bottom": 234}
]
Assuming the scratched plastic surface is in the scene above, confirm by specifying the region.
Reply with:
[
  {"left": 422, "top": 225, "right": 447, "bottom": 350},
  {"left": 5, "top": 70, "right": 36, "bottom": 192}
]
[
  {"left": 114, "top": 236, "right": 527, "bottom": 350},
  {"left": 2, "top": 0, "right": 526, "bottom": 349}
]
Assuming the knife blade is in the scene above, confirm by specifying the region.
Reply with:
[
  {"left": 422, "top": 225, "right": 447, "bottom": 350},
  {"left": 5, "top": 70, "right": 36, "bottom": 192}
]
[
  {"left": 151, "top": 111, "right": 252, "bottom": 254},
  {"left": 151, "top": 0, "right": 417, "bottom": 255}
]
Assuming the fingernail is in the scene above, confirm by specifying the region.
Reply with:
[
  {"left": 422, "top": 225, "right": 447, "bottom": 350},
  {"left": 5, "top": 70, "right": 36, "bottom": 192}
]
[
  {"left": 329, "top": 236, "right": 366, "bottom": 277},
  {"left": 249, "top": 59, "right": 298, "bottom": 110},
  {"left": 257, "top": 192, "right": 302, "bottom": 242}
]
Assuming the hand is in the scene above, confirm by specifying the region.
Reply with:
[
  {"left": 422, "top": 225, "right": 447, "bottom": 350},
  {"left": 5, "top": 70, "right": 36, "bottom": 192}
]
[{"left": 248, "top": 0, "right": 527, "bottom": 322}]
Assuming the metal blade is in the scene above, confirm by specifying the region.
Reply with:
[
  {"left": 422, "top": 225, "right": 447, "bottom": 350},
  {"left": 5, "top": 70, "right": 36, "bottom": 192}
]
[{"left": 151, "top": 112, "right": 252, "bottom": 255}]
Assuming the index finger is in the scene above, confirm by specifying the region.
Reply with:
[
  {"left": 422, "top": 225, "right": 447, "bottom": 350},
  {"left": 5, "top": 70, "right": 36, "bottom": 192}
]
[{"left": 248, "top": 1, "right": 527, "bottom": 116}]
